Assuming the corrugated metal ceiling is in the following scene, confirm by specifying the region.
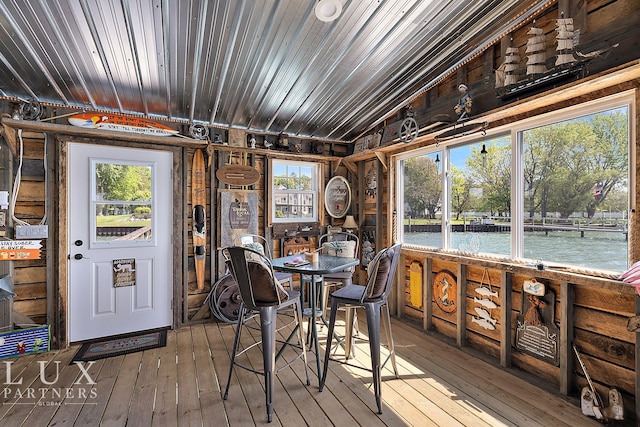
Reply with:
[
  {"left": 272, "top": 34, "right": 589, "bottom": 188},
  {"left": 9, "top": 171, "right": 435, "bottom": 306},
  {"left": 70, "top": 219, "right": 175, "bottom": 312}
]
[{"left": 0, "top": 0, "right": 550, "bottom": 142}]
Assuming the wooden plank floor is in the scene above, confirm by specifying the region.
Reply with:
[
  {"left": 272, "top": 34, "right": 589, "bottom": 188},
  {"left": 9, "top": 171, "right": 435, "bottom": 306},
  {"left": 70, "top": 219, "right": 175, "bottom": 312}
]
[{"left": 0, "top": 315, "right": 628, "bottom": 426}]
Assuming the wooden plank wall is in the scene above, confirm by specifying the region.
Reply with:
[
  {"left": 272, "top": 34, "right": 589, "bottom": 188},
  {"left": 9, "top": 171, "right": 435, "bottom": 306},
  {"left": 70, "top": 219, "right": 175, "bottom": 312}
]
[
  {"left": 13, "top": 131, "right": 47, "bottom": 324},
  {"left": 401, "top": 250, "right": 636, "bottom": 415}
]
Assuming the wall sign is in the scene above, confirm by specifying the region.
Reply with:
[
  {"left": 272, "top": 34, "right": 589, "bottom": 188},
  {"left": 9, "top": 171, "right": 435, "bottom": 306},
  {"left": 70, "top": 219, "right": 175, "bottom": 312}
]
[
  {"left": 229, "top": 200, "right": 251, "bottom": 229},
  {"left": 113, "top": 258, "right": 136, "bottom": 287},
  {"left": 324, "top": 176, "right": 351, "bottom": 218},
  {"left": 0, "top": 240, "right": 41, "bottom": 260}
]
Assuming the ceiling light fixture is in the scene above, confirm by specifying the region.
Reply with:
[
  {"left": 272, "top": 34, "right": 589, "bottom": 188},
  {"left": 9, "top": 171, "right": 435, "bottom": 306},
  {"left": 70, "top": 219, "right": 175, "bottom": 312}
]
[{"left": 315, "top": 0, "right": 342, "bottom": 22}]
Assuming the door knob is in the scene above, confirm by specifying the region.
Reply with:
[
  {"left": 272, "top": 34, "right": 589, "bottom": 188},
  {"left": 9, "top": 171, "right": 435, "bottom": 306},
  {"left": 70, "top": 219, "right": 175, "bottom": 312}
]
[{"left": 74, "top": 254, "right": 84, "bottom": 260}]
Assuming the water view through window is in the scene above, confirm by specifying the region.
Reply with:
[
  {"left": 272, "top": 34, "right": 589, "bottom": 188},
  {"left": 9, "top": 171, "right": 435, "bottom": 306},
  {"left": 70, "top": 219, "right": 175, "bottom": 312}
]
[{"left": 400, "top": 100, "right": 630, "bottom": 272}]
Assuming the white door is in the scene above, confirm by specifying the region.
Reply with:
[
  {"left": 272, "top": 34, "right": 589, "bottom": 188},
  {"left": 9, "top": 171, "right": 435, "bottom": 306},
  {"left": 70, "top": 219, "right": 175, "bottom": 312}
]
[{"left": 68, "top": 143, "right": 173, "bottom": 342}]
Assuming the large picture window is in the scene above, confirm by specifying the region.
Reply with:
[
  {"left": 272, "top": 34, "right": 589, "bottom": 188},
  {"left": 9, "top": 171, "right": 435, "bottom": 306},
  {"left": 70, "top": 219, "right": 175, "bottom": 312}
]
[
  {"left": 396, "top": 92, "right": 633, "bottom": 273},
  {"left": 271, "top": 159, "right": 319, "bottom": 223}
]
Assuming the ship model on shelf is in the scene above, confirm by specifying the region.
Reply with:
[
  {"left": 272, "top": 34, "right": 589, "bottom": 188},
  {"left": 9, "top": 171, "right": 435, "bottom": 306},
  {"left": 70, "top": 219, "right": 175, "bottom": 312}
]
[{"left": 496, "top": 14, "right": 617, "bottom": 100}]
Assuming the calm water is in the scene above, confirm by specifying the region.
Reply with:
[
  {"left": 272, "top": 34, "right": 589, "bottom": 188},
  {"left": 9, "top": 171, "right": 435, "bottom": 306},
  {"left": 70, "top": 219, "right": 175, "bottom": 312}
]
[{"left": 404, "top": 230, "right": 628, "bottom": 272}]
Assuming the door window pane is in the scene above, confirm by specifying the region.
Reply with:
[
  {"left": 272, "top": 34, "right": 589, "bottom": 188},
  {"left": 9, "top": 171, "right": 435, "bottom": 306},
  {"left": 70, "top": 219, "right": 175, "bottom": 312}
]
[{"left": 93, "top": 163, "right": 153, "bottom": 242}]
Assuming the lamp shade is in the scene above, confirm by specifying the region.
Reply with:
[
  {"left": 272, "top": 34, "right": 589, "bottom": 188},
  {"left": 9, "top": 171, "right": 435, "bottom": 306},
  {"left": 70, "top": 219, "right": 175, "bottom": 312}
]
[{"left": 342, "top": 215, "right": 358, "bottom": 231}]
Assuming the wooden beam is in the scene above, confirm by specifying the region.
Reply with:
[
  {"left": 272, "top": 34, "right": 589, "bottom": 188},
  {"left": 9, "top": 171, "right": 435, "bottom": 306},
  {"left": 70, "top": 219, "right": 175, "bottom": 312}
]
[
  {"left": 559, "top": 281, "right": 574, "bottom": 395},
  {"left": 500, "top": 270, "right": 512, "bottom": 368},
  {"left": 374, "top": 151, "right": 387, "bottom": 169},
  {"left": 457, "top": 263, "right": 467, "bottom": 347},
  {"left": 424, "top": 256, "right": 433, "bottom": 331}
]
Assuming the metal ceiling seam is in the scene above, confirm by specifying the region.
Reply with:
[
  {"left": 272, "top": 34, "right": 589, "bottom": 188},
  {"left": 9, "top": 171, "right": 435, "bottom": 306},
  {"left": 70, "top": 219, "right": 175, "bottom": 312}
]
[
  {"left": 244, "top": 2, "right": 316, "bottom": 130},
  {"left": 262, "top": 5, "right": 343, "bottom": 132},
  {"left": 208, "top": 0, "right": 243, "bottom": 124},
  {"left": 41, "top": 0, "right": 98, "bottom": 109},
  {"left": 220, "top": 1, "right": 261, "bottom": 126},
  {"left": 283, "top": 0, "right": 390, "bottom": 135},
  {"left": 121, "top": 0, "right": 149, "bottom": 116},
  {"left": 325, "top": 1, "right": 471, "bottom": 139},
  {"left": 0, "top": 0, "right": 69, "bottom": 104},
  {"left": 228, "top": 2, "right": 282, "bottom": 127},
  {"left": 79, "top": 0, "right": 124, "bottom": 112},
  {"left": 334, "top": 0, "right": 505, "bottom": 139},
  {"left": 187, "top": 0, "right": 209, "bottom": 123},
  {"left": 299, "top": 0, "right": 431, "bottom": 137}
]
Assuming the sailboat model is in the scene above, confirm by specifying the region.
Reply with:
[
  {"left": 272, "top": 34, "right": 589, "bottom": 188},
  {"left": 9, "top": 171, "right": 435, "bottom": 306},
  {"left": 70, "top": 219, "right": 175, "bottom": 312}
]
[
  {"left": 555, "top": 15, "right": 576, "bottom": 67},
  {"left": 503, "top": 46, "right": 520, "bottom": 86},
  {"left": 498, "top": 16, "right": 591, "bottom": 99},
  {"left": 525, "top": 25, "right": 547, "bottom": 77}
]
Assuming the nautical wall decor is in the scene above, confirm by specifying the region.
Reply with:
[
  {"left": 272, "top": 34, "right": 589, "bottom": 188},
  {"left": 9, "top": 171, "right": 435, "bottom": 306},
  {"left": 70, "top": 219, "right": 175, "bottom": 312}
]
[
  {"left": 220, "top": 190, "right": 258, "bottom": 248},
  {"left": 515, "top": 284, "right": 560, "bottom": 366},
  {"left": 472, "top": 268, "right": 498, "bottom": 330},
  {"left": 433, "top": 270, "right": 456, "bottom": 313},
  {"left": 408, "top": 261, "right": 423, "bottom": 309}
]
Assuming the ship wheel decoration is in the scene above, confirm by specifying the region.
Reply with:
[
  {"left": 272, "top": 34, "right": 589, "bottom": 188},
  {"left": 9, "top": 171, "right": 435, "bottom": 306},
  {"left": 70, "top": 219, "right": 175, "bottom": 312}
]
[
  {"left": 189, "top": 123, "right": 210, "bottom": 140},
  {"left": 19, "top": 98, "right": 43, "bottom": 120},
  {"left": 399, "top": 117, "right": 418, "bottom": 143},
  {"left": 206, "top": 274, "right": 242, "bottom": 323}
]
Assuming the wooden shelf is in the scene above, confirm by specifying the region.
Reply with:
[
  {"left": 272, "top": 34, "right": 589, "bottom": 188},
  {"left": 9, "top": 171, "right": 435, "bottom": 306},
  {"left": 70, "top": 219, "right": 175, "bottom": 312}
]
[{"left": 0, "top": 117, "right": 342, "bottom": 162}]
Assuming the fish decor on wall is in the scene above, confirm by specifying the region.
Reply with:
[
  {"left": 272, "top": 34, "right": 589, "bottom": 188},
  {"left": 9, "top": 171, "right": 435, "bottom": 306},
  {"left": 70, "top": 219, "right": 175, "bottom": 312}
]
[{"left": 473, "top": 268, "right": 498, "bottom": 330}]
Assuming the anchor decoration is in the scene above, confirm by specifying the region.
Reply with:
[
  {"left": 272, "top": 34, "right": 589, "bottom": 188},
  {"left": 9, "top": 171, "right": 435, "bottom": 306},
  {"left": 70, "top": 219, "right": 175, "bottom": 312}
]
[
  {"left": 433, "top": 271, "right": 457, "bottom": 313},
  {"left": 472, "top": 268, "right": 498, "bottom": 330}
]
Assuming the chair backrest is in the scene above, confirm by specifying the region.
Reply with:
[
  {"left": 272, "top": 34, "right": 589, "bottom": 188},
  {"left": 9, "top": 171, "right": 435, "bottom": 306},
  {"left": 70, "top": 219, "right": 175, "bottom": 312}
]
[
  {"left": 319, "top": 231, "right": 359, "bottom": 259},
  {"left": 233, "top": 234, "right": 273, "bottom": 259},
  {"left": 319, "top": 232, "right": 359, "bottom": 272},
  {"left": 222, "top": 246, "right": 288, "bottom": 310},
  {"left": 362, "top": 243, "right": 403, "bottom": 302}
]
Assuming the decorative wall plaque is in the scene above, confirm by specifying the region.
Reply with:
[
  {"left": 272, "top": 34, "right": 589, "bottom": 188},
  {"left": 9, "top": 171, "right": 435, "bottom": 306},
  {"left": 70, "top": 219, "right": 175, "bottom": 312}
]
[
  {"left": 113, "top": 258, "right": 136, "bottom": 287},
  {"left": 229, "top": 200, "right": 251, "bottom": 229},
  {"left": 433, "top": 270, "right": 457, "bottom": 313},
  {"left": 324, "top": 175, "right": 351, "bottom": 218},
  {"left": 515, "top": 289, "right": 559, "bottom": 366}
]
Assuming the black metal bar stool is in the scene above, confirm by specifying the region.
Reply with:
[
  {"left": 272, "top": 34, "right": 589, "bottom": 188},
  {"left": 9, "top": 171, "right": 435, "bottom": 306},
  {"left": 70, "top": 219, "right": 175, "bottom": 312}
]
[
  {"left": 318, "top": 243, "right": 402, "bottom": 414},
  {"left": 222, "top": 246, "right": 309, "bottom": 423}
]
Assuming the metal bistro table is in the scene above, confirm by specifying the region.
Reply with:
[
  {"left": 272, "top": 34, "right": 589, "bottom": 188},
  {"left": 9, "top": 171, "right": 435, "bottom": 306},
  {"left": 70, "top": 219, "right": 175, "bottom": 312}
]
[{"left": 271, "top": 254, "right": 359, "bottom": 385}]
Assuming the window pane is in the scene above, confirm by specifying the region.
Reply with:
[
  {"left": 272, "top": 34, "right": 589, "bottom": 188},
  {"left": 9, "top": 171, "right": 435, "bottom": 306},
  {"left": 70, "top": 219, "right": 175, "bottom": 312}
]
[
  {"left": 402, "top": 152, "right": 442, "bottom": 248},
  {"left": 272, "top": 160, "right": 318, "bottom": 222},
  {"left": 95, "top": 163, "right": 151, "bottom": 202},
  {"left": 93, "top": 162, "right": 153, "bottom": 242},
  {"left": 449, "top": 136, "right": 511, "bottom": 256},
  {"left": 522, "top": 107, "right": 628, "bottom": 271},
  {"left": 273, "top": 192, "right": 315, "bottom": 219}
]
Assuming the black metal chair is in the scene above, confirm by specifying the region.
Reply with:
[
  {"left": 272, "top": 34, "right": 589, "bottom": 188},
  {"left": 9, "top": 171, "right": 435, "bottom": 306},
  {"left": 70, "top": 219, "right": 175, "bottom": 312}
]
[
  {"left": 222, "top": 246, "right": 309, "bottom": 423},
  {"left": 233, "top": 234, "right": 294, "bottom": 289},
  {"left": 319, "top": 243, "right": 402, "bottom": 414}
]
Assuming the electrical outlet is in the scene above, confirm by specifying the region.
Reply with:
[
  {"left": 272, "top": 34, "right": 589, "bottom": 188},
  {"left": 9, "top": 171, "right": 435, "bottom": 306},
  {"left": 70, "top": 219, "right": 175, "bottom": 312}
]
[{"left": 15, "top": 225, "right": 48, "bottom": 239}]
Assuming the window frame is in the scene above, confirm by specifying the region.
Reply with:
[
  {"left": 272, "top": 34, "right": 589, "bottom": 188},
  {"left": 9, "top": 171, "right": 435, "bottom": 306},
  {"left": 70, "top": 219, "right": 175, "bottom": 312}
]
[
  {"left": 269, "top": 158, "right": 321, "bottom": 224},
  {"left": 395, "top": 90, "right": 635, "bottom": 271}
]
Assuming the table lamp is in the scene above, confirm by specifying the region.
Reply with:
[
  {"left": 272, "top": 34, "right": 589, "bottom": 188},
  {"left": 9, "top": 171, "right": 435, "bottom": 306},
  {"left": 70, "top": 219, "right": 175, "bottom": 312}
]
[{"left": 342, "top": 215, "right": 358, "bottom": 233}]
